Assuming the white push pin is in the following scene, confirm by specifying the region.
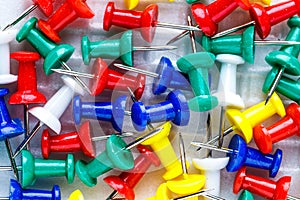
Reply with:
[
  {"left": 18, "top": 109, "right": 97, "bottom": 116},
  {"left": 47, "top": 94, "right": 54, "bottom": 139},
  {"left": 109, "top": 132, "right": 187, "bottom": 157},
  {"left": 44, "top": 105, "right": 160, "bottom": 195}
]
[
  {"left": 13, "top": 75, "right": 84, "bottom": 158},
  {"left": 0, "top": 30, "right": 18, "bottom": 84},
  {"left": 192, "top": 157, "right": 229, "bottom": 197}
]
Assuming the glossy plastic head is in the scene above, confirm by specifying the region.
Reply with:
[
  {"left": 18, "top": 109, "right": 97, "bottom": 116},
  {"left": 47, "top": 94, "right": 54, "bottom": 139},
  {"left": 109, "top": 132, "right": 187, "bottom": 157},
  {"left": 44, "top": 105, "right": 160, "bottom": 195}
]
[
  {"left": 33, "top": 0, "right": 54, "bottom": 16},
  {"left": 226, "top": 134, "right": 247, "bottom": 172},
  {"left": 68, "top": 190, "right": 84, "bottom": 200},
  {"left": 238, "top": 190, "right": 254, "bottom": 200}
]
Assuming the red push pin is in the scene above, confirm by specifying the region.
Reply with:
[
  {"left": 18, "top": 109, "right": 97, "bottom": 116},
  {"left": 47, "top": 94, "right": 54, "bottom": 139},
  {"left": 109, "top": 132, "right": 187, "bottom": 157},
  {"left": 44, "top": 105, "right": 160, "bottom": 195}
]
[
  {"left": 233, "top": 167, "right": 299, "bottom": 200},
  {"left": 2, "top": 0, "right": 55, "bottom": 31},
  {"left": 103, "top": 2, "right": 201, "bottom": 42},
  {"left": 191, "top": 0, "right": 250, "bottom": 37},
  {"left": 254, "top": 103, "right": 300, "bottom": 154},
  {"left": 38, "top": 0, "right": 94, "bottom": 42},
  {"left": 52, "top": 58, "right": 146, "bottom": 99},
  {"left": 9, "top": 51, "right": 47, "bottom": 148},
  {"left": 249, "top": 0, "right": 300, "bottom": 39},
  {"left": 104, "top": 145, "right": 160, "bottom": 200}
]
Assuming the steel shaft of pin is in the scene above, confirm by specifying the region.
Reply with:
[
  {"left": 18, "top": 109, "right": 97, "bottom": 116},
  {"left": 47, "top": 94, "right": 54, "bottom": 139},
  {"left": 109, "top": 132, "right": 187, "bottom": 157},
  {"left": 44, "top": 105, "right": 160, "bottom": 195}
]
[
  {"left": 2, "top": 4, "right": 38, "bottom": 31},
  {"left": 211, "top": 21, "right": 255, "bottom": 39},
  {"left": 13, "top": 121, "right": 43, "bottom": 159},
  {"left": 255, "top": 41, "right": 300, "bottom": 46},
  {"left": 133, "top": 46, "right": 177, "bottom": 51},
  {"left": 287, "top": 195, "right": 300, "bottom": 200},
  {"left": 106, "top": 190, "right": 118, "bottom": 200},
  {"left": 218, "top": 107, "right": 225, "bottom": 148},
  {"left": 265, "top": 68, "right": 284, "bottom": 105},
  {"left": 52, "top": 68, "right": 95, "bottom": 79},
  {"left": 192, "top": 141, "right": 234, "bottom": 154},
  {"left": 24, "top": 104, "right": 29, "bottom": 149},
  {"left": 166, "top": 25, "right": 200, "bottom": 45},
  {"left": 187, "top": 16, "right": 196, "bottom": 53},
  {"left": 5, "top": 139, "right": 19, "bottom": 180},
  {"left": 179, "top": 133, "right": 188, "bottom": 174},
  {"left": 172, "top": 189, "right": 214, "bottom": 200},
  {"left": 91, "top": 132, "right": 134, "bottom": 142},
  {"left": 114, "top": 64, "right": 159, "bottom": 78},
  {"left": 155, "top": 22, "right": 202, "bottom": 31},
  {"left": 206, "top": 113, "right": 213, "bottom": 157}
]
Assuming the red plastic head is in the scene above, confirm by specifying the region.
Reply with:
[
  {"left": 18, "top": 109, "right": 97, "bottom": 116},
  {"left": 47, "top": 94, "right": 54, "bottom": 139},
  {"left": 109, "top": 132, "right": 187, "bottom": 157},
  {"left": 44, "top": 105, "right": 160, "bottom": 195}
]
[
  {"left": 78, "top": 121, "right": 95, "bottom": 158},
  {"left": 89, "top": 58, "right": 110, "bottom": 96},
  {"left": 253, "top": 124, "right": 273, "bottom": 154},
  {"left": 33, "top": 0, "right": 54, "bottom": 16},
  {"left": 140, "top": 4, "right": 158, "bottom": 43},
  {"left": 104, "top": 176, "right": 135, "bottom": 200},
  {"left": 249, "top": 3, "right": 270, "bottom": 39},
  {"left": 41, "top": 129, "right": 51, "bottom": 159},
  {"left": 286, "top": 103, "right": 300, "bottom": 134},
  {"left": 136, "top": 144, "right": 160, "bottom": 167},
  {"left": 103, "top": 2, "right": 115, "bottom": 31}
]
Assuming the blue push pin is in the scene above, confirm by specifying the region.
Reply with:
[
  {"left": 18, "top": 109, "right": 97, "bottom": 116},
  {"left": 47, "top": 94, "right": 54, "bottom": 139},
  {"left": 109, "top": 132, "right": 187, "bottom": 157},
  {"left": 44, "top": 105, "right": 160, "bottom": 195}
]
[
  {"left": 191, "top": 134, "right": 282, "bottom": 178},
  {"left": 131, "top": 90, "right": 190, "bottom": 131},
  {"left": 114, "top": 56, "right": 191, "bottom": 95},
  {"left": 73, "top": 95, "right": 127, "bottom": 132},
  {"left": 6, "top": 179, "right": 60, "bottom": 200}
]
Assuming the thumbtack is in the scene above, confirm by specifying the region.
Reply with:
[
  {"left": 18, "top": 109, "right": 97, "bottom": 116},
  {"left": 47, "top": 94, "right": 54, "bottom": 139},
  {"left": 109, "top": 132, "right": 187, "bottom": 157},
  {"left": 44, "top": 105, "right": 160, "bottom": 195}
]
[
  {"left": 249, "top": 0, "right": 300, "bottom": 39},
  {"left": 263, "top": 16, "right": 300, "bottom": 105},
  {"left": 13, "top": 75, "right": 85, "bottom": 159},
  {"left": 131, "top": 89, "right": 190, "bottom": 131},
  {"left": 114, "top": 56, "right": 191, "bottom": 95},
  {"left": 0, "top": 179, "right": 60, "bottom": 200},
  {"left": 238, "top": 190, "right": 254, "bottom": 200},
  {"left": 75, "top": 127, "right": 162, "bottom": 187},
  {"left": 0, "top": 30, "right": 18, "bottom": 84},
  {"left": 73, "top": 95, "right": 127, "bottom": 132},
  {"left": 81, "top": 30, "right": 176, "bottom": 66},
  {"left": 2, "top": 0, "right": 54, "bottom": 31},
  {"left": 254, "top": 103, "right": 300, "bottom": 154},
  {"left": 68, "top": 189, "right": 84, "bottom": 200},
  {"left": 103, "top": 2, "right": 201, "bottom": 42},
  {"left": 104, "top": 145, "right": 161, "bottom": 200},
  {"left": 191, "top": 0, "right": 250, "bottom": 37},
  {"left": 9, "top": 51, "right": 47, "bottom": 149},
  {"left": 203, "top": 92, "right": 285, "bottom": 145},
  {"left": 233, "top": 167, "right": 299, "bottom": 200},
  {"left": 16, "top": 17, "right": 91, "bottom": 94},
  {"left": 38, "top": 0, "right": 94, "bottom": 42},
  {"left": 192, "top": 134, "right": 283, "bottom": 177}
]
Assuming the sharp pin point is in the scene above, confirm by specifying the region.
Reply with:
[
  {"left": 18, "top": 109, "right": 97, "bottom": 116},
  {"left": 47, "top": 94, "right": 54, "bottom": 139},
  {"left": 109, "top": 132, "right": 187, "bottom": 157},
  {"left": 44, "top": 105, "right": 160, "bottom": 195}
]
[
  {"left": 113, "top": 63, "right": 159, "bottom": 78},
  {"left": 52, "top": 68, "right": 95, "bottom": 79}
]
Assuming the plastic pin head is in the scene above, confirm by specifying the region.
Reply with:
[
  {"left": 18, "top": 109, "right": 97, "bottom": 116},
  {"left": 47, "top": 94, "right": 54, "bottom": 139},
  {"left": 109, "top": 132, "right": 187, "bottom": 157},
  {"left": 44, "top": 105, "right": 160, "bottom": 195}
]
[
  {"left": 33, "top": 0, "right": 54, "bottom": 16},
  {"left": 68, "top": 189, "right": 84, "bottom": 200},
  {"left": 238, "top": 190, "right": 254, "bottom": 200}
]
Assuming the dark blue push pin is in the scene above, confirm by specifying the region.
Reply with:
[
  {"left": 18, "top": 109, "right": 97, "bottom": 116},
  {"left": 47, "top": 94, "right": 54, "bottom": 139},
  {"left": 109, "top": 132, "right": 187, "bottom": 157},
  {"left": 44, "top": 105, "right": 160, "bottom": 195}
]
[
  {"left": 191, "top": 134, "right": 282, "bottom": 178},
  {"left": 73, "top": 95, "right": 127, "bottom": 132},
  {"left": 131, "top": 90, "right": 190, "bottom": 131},
  {"left": 7, "top": 179, "right": 60, "bottom": 200}
]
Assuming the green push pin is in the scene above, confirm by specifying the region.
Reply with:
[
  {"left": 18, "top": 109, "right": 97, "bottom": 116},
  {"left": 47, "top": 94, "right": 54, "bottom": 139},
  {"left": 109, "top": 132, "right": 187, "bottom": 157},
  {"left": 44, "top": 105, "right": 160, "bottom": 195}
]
[
  {"left": 263, "top": 16, "right": 300, "bottom": 105},
  {"left": 76, "top": 126, "right": 162, "bottom": 187},
  {"left": 81, "top": 30, "right": 176, "bottom": 66},
  {"left": 238, "top": 190, "right": 254, "bottom": 200}
]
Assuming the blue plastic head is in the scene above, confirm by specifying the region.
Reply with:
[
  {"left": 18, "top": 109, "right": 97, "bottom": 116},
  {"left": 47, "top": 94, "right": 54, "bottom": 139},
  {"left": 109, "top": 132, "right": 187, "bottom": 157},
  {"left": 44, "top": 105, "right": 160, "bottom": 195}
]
[
  {"left": 226, "top": 134, "right": 247, "bottom": 172},
  {"left": 111, "top": 95, "right": 127, "bottom": 132}
]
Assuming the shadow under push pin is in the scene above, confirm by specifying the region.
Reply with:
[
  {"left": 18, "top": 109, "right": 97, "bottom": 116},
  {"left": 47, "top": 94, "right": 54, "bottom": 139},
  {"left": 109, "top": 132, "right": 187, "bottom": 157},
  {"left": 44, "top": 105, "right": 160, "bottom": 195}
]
[
  {"left": 114, "top": 56, "right": 191, "bottom": 95},
  {"left": 254, "top": 103, "right": 300, "bottom": 154},
  {"left": 104, "top": 145, "right": 161, "bottom": 200},
  {"left": 9, "top": 51, "right": 47, "bottom": 149},
  {"left": 16, "top": 17, "right": 90, "bottom": 94},
  {"left": 131, "top": 89, "right": 190, "bottom": 131},
  {"left": 68, "top": 190, "right": 84, "bottom": 200},
  {"left": 73, "top": 95, "right": 127, "bottom": 132},
  {"left": 0, "top": 179, "right": 61, "bottom": 200},
  {"left": 263, "top": 16, "right": 300, "bottom": 105},
  {"left": 38, "top": 0, "right": 94, "bottom": 42},
  {"left": 238, "top": 190, "right": 254, "bottom": 200},
  {"left": 75, "top": 127, "right": 162, "bottom": 187},
  {"left": 81, "top": 30, "right": 176, "bottom": 66},
  {"left": 191, "top": 0, "right": 250, "bottom": 36},
  {"left": 233, "top": 167, "right": 300, "bottom": 200},
  {"left": 13, "top": 75, "right": 85, "bottom": 159},
  {"left": 103, "top": 2, "right": 202, "bottom": 43},
  {"left": 0, "top": 30, "right": 18, "bottom": 84},
  {"left": 192, "top": 134, "right": 283, "bottom": 178},
  {"left": 203, "top": 92, "right": 286, "bottom": 145},
  {"left": 2, "top": 0, "right": 54, "bottom": 31}
]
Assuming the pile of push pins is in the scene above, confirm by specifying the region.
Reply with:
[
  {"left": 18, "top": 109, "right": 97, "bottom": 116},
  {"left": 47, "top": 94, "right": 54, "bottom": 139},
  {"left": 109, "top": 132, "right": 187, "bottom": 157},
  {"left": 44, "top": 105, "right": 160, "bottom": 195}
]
[{"left": 2, "top": 0, "right": 300, "bottom": 199}]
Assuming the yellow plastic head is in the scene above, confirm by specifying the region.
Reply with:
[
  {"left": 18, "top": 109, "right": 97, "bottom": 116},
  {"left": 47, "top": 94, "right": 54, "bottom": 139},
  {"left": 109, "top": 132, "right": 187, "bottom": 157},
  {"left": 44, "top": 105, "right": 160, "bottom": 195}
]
[{"left": 68, "top": 190, "right": 84, "bottom": 200}]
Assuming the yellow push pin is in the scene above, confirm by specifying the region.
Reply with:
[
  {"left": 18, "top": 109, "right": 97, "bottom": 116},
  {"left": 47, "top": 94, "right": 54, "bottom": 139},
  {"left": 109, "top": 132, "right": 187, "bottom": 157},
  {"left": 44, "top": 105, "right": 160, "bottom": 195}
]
[
  {"left": 141, "top": 122, "right": 187, "bottom": 180},
  {"left": 250, "top": 0, "right": 271, "bottom": 6},
  {"left": 68, "top": 189, "right": 84, "bottom": 200},
  {"left": 146, "top": 183, "right": 172, "bottom": 200}
]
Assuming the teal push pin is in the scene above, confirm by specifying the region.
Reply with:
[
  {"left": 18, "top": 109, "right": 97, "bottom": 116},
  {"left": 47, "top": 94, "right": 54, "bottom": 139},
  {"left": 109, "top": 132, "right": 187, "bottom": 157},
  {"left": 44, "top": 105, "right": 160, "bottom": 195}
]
[
  {"left": 176, "top": 16, "right": 218, "bottom": 112},
  {"left": 81, "top": 30, "right": 176, "bottom": 66},
  {"left": 263, "top": 16, "right": 300, "bottom": 105},
  {"left": 238, "top": 190, "right": 254, "bottom": 200},
  {"left": 75, "top": 126, "right": 162, "bottom": 187}
]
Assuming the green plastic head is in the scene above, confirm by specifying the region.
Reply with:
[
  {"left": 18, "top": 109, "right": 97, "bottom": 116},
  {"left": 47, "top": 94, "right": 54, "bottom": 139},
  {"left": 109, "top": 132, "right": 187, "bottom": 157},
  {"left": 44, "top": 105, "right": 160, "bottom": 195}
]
[
  {"left": 16, "top": 17, "right": 37, "bottom": 42},
  {"left": 241, "top": 26, "right": 255, "bottom": 64},
  {"left": 238, "top": 190, "right": 254, "bottom": 200},
  {"left": 66, "top": 154, "right": 75, "bottom": 184},
  {"left": 21, "top": 150, "right": 36, "bottom": 188},
  {"left": 75, "top": 160, "right": 97, "bottom": 187},
  {"left": 81, "top": 35, "right": 91, "bottom": 65},
  {"left": 119, "top": 30, "right": 133, "bottom": 66},
  {"left": 280, "top": 16, "right": 300, "bottom": 57}
]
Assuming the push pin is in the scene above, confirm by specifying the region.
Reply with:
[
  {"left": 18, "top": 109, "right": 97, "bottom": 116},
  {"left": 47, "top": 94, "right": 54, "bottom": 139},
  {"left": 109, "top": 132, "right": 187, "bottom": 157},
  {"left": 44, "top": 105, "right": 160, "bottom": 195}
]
[
  {"left": 81, "top": 30, "right": 176, "bottom": 66},
  {"left": 203, "top": 92, "right": 285, "bottom": 144},
  {"left": 9, "top": 51, "right": 47, "bottom": 149},
  {"left": 249, "top": 0, "right": 300, "bottom": 39},
  {"left": 2, "top": 0, "right": 54, "bottom": 31},
  {"left": 103, "top": 2, "right": 201, "bottom": 42},
  {"left": 0, "top": 30, "right": 18, "bottom": 84},
  {"left": 0, "top": 179, "right": 60, "bottom": 200},
  {"left": 238, "top": 190, "right": 254, "bottom": 200},
  {"left": 73, "top": 95, "right": 127, "bottom": 132},
  {"left": 187, "top": 0, "right": 269, "bottom": 5},
  {"left": 263, "top": 16, "right": 300, "bottom": 105},
  {"left": 68, "top": 190, "right": 84, "bottom": 200},
  {"left": 16, "top": 17, "right": 91, "bottom": 94},
  {"left": 104, "top": 145, "right": 161, "bottom": 200},
  {"left": 233, "top": 167, "right": 300, "bottom": 200},
  {"left": 192, "top": 134, "right": 283, "bottom": 177},
  {"left": 131, "top": 89, "right": 190, "bottom": 131},
  {"left": 0, "top": 150, "right": 75, "bottom": 188},
  {"left": 114, "top": 56, "right": 191, "bottom": 95},
  {"left": 191, "top": 0, "right": 250, "bottom": 36},
  {"left": 192, "top": 157, "right": 229, "bottom": 196},
  {"left": 254, "top": 103, "right": 300, "bottom": 154},
  {"left": 38, "top": 0, "right": 94, "bottom": 42},
  {"left": 123, "top": 0, "right": 173, "bottom": 10},
  {"left": 13, "top": 75, "right": 85, "bottom": 159},
  {"left": 53, "top": 58, "right": 146, "bottom": 99},
  {"left": 75, "top": 126, "right": 162, "bottom": 187}
]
